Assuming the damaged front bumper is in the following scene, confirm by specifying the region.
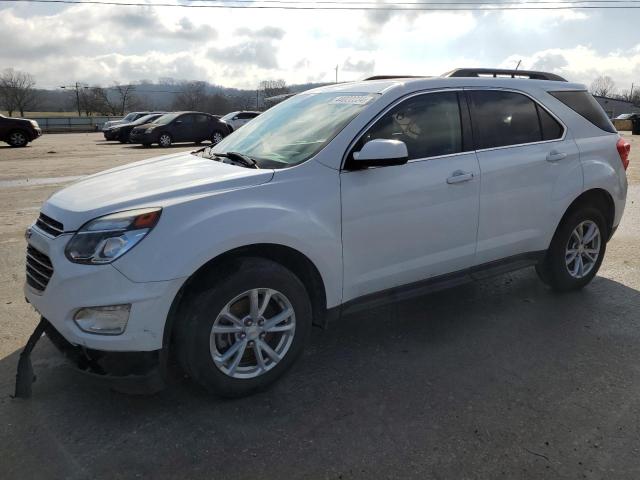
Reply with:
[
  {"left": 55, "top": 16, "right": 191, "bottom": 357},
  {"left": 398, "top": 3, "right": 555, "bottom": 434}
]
[{"left": 15, "top": 318, "right": 166, "bottom": 398}]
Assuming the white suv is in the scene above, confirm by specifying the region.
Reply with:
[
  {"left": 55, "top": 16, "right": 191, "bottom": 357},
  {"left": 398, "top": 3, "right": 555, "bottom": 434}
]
[{"left": 21, "top": 69, "right": 629, "bottom": 397}]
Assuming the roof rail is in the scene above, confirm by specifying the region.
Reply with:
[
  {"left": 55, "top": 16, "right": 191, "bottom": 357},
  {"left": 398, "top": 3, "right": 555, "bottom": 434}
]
[
  {"left": 443, "top": 68, "right": 567, "bottom": 82},
  {"left": 364, "top": 75, "right": 427, "bottom": 81}
]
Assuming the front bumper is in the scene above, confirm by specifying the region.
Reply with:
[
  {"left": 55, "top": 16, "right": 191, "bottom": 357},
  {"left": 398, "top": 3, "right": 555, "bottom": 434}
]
[
  {"left": 103, "top": 129, "right": 118, "bottom": 140},
  {"left": 24, "top": 225, "right": 186, "bottom": 352},
  {"left": 129, "top": 130, "right": 155, "bottom": 144}
]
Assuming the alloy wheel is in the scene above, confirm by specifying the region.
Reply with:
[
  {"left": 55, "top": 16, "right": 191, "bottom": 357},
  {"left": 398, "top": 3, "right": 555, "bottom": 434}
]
[
  {"left": 9, "top": 131, "right": 27, "bottom": 146},
  {"left": 210, "top": 288, "right": 296, "bottom": 379},
  {"left": 565, "top": 220, "right": 601, "bottom": 279},
  {"left": 159, "top": 134, "right": 171, "bottom": 147},
  {"left": 212, "top": 132, "right": 224, "bottom": 144}
]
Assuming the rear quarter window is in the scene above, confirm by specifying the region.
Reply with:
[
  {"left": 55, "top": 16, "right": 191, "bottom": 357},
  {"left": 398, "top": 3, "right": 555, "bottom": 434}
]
[{"left": 549, "top": 91, "right": 616, "bottom": 133}]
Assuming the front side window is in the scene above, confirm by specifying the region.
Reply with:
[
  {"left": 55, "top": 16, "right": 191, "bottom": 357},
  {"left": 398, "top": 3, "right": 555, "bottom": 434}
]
[{"left": 357, "top": 91, "right": 463, "bottom": 161}]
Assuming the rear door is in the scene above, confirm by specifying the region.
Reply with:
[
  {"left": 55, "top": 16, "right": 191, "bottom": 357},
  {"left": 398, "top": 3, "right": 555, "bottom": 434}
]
[{"left": 467, "top": 89, "right": 581, "bottom": 265}]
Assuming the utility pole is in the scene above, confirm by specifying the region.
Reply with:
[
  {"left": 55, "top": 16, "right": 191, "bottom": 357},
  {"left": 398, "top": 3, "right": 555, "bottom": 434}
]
[
  {"left": 60, "top": 82, "right": 85, "bottom": 116},
  {"left": 335, "top": 64, "right": 338, "bottom": 84}
]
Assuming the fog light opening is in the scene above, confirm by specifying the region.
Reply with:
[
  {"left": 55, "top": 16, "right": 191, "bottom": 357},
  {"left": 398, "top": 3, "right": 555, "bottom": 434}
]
[{"left": 73, "top": 304, "right": 131, "bottom": 335}]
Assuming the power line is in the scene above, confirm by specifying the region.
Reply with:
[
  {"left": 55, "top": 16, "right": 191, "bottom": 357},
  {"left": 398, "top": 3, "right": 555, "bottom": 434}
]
[{"left": 3, "top": 0, "right": 640, "bottom": 8}]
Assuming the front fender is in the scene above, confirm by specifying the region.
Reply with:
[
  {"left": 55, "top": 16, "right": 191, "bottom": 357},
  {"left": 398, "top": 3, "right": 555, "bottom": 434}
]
[{"left": 114, "top": 160, "right": 343, "bottom": 308}]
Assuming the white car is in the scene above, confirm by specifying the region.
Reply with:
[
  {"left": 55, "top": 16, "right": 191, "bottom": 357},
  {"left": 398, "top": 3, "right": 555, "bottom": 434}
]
[
  {"left": 20, "top": 68, "right": 629, "bottom": 398},
  {"left": 220, "top": 111, "right": 261, "bottom": 131}
]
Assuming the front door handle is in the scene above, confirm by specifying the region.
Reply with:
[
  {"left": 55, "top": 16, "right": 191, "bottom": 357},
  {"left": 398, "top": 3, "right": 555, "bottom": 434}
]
[
  {"left": 546, "top": 150, "right": 568, "bottom": 162},
  {"left": 446, "top": 170, "right": 474, "bottom": 184}
]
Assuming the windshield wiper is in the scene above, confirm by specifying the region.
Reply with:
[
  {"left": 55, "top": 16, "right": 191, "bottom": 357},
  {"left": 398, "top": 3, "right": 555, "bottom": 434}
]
[
  {"left": 192, "top": 147, "right": 260, "bottom": 169},
  {"left": 213, "top": 151, "right": 260, "bottom": 169}
]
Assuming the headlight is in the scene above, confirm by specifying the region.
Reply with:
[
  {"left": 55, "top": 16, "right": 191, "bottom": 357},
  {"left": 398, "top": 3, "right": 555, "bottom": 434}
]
[
  {"left": 145, "top": 126, "right": 155, "bottom": 133},
  {"left": 30, "top": 120, "right": 39, "bottom": 128},
  {"left": 65, "top": 208, "right": 161, "bottom": 264}
]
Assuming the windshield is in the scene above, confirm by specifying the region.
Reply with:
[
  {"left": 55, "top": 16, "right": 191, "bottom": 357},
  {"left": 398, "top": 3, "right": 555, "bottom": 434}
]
[
  {"left": 210, "top": 92, "right": 378, "bottom": 167},
  {"left": 221, "top": 112, "right": 238, "bottom": 121},
  {"left": 153, "top": 113, "right": 181, "bottom": 125},
  {"left": 122, "top": 113, "right": 137, "bottom": 122},
  {"left": 133, "top": 114, "right": 161, "bottom": 126}
]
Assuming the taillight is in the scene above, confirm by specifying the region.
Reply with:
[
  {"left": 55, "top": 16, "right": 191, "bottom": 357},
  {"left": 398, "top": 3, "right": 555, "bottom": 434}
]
[{"left": 617, "top": 137, "right": 631, "bottom": 170}]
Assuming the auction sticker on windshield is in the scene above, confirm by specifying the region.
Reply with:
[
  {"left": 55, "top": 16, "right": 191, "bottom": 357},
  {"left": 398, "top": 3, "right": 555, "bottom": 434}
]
[{"left": 329, "top": 95, "right": 374, "bottom": 105}]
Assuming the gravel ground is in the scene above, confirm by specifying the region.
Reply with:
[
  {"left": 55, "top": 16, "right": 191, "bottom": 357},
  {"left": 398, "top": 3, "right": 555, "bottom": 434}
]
[{"left": 0, "top": 132, "right": 639, "bottom": 479}]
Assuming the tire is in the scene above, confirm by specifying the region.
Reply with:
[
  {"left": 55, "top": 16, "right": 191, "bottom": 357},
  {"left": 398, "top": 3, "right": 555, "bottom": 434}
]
[
  {"left": 158, "top": 133, "right": 172, "bottom": 148},
  {"left": 176, "top": 258, "right": 312, "bottom": 397},
  {"left": 536, "top": 206, "right": 607, "bottom": 292},
  {"left": 211, "top": 130, "right": 225, "bottom": 144},
  {"left": 8, "top": 130, "right": 29, "bottom": 147}
]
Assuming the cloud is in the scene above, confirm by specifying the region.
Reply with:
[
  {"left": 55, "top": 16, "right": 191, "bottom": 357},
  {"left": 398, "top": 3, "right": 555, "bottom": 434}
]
[
  {"left": 235, "top": 26, "right": 285, "bottom": 40},
  {"left": 342, "top": 58, "right": 375, "bottom": 74},
  {"left": 208, "top": 40, "right": 279, "bottom": 69}
]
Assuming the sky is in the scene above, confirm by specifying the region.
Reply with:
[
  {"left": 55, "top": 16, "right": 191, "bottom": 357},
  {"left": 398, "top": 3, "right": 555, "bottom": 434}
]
[{"left": 1, "top": 0, "right": 640, "bottom": 93}]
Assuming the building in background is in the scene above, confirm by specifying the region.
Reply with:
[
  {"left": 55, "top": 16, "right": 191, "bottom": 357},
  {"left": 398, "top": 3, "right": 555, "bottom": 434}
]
[{"left": 594, "top": 95, "right": 640, "bottom": 118}]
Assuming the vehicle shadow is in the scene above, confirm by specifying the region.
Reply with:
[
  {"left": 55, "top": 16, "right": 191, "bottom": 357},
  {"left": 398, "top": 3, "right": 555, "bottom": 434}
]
[{"left": 2, "top": 269, "right": 640, "bottom": 479}]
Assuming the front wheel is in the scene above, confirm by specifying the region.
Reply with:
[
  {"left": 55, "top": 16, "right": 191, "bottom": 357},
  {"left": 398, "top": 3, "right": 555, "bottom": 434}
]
[
  {"left": 536, "top": 207, "right": 607, "bottom": 292},
  {"left": 8, "top": 130, "right": 29, "bottom": 147},
  {"left": 176, "top": 258, "right": 312, "bottom": 397},
  {"left": 211, "top": 130, "right": 225, "bottom": 144},
  {"left": 158, "top": 133, "right": 172, "bottom": 148}
]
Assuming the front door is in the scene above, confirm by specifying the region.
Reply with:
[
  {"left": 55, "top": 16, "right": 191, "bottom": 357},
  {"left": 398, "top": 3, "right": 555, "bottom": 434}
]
[{"left": 340, "top": 91, "right": 481, "bottom": 302}]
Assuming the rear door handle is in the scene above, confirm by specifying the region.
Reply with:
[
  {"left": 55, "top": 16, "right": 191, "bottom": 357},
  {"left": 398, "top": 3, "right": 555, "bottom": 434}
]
[
  {"left": 446, "top": 170, "right": 474, "bottom": 184},
  {"left": 546, "top": 150, "right": 568, "bottom": 162}
]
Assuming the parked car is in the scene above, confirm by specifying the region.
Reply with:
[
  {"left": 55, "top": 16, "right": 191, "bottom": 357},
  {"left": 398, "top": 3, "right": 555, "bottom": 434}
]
[
  {"left": 0, "top": 114, "right": 42, "bottom": 147},
  {"left": 129, "top": 111, "right": 231, "bottom": 147},
  {"left": 614, "top": 113, "right": 640, "bottom": 120},
  {"left": 220, "top": 111, "right": 261, "bottom": 131},
  {"left": 21, "top": 69, "right": 629, "bottom": 399},
  {"left": 102, "top": 112, "right": 151, "bottom": 131},
  {"left": 104, "top": 112, "right": 166, "bottom": 142}
]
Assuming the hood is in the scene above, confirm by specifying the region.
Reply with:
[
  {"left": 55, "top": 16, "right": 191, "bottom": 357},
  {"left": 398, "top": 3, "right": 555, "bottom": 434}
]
[
  {"left": 131, "top": 122, "right": 156, "bottom": 132},
  {"left": 43, "top": 151, "right": 274, "bottom": 231}
]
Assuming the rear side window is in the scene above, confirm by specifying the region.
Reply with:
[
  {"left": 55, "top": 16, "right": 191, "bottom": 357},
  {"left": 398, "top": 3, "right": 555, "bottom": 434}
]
[
  {"left": 360, "top": 91, "right": 463, "bottom": 160},
  {"left": 469, "top": 90, "right": 564, "bottom": 149},
  {"left": 537, "top": 104, "right": 564, "bottom": 140},
  {"left": 549, "top": 90, "right": 616, "bottom": 133}
]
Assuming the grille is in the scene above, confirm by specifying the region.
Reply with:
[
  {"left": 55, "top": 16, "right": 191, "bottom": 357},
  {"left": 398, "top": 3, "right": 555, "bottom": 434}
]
[
  {"left": 26, "top": 245, "right": 54, "bottom": 292},
  {"left": 35, "top": 213, "right": 64, "bottom": 237}
]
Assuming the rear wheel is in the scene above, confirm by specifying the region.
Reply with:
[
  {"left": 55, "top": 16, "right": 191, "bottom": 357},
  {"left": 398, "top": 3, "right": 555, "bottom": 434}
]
[
  {"left": 536, "top": 207, "right": 607, "bottom": 291},
  {"left": 8, "top": 130, "right": 28, "bottom": 147},
  {"left": 176, "top": 258, "right": 312, "bottom": 397},
  {"left": 158, "top": 133, "right": 172, "bottom": 148}
]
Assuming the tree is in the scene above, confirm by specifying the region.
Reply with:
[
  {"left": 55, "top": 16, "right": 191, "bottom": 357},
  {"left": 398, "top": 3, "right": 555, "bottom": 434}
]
[
  {"left": 590, "top": 75, "right": 616, "bottom": 98},
  {"left": 0, "top": 69, "right": 38, "bottom": 116},
  {"left": 259, "top": 79, "right": 289, "bottom": 100},
  {"left": 113, "top": 83, "right": 138, "bottom": 115},
  {"left": 172, "top": 81, "right": 208, "bottom": 111}
]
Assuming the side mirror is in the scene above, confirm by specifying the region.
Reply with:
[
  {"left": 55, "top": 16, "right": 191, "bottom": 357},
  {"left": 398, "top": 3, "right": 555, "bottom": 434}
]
[
  {"left": 175, "top": 120, "right": 183, "bottom": 125},
  {"left": 352, "top": 139, "right": 409, "bottom": 168},
  {"left": 232, "top": 116, "right": 239, "bottom": 120}
]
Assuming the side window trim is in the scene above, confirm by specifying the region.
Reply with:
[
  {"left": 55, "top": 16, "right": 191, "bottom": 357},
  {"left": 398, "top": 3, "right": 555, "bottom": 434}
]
[
  {"left": 464, "top": 87, "right": 567, "bottom": 152},
  {"left": 342, "top": 88, "right": 472, "bottom": 170}
]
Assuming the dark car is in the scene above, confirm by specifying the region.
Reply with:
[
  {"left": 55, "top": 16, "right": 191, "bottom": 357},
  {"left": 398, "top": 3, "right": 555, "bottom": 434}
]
[
  {"left": 129, "top": 111, "right": 231, "bottom": 148},
  {"left": 104, "top": 112, "right": 166, "bottom": 142},
  {"left": 0, "top": 114, "right": 42, "bottom": 147}
]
